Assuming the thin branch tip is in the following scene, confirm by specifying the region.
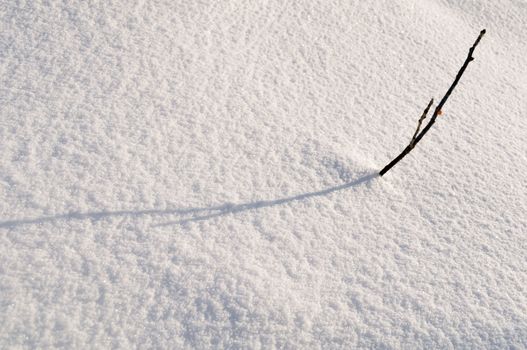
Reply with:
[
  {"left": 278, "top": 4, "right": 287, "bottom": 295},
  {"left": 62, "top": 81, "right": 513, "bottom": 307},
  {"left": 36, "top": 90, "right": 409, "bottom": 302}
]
[{"left": 409, "top": 98, "right": 434, "bottom": 149}]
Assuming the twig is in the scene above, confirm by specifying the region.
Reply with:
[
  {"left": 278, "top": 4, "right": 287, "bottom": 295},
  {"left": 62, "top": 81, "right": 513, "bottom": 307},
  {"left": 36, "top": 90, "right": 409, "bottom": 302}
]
[
  {"left": 379, "top": 29, "right": 486, "bottom": 177},
  {"left": 410, "top": 98, "right": 434, "bottom": 149}
]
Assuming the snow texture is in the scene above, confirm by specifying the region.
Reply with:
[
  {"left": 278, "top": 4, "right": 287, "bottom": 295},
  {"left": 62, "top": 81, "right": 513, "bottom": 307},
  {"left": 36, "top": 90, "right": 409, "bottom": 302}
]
[{"left": 1, "top": 0, "right": 526, "bottom": 348}]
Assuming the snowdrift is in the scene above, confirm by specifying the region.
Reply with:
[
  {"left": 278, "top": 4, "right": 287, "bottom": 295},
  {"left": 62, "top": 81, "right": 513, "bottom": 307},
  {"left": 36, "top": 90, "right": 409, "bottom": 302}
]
[{"left": 1, "top": 0, "right": 526, "bottom": 348}]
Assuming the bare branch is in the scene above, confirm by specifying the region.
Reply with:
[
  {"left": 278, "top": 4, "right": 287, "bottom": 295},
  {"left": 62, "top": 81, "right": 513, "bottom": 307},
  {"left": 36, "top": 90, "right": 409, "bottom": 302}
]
[{"left": 379, "top": 29, "right": 486, "bottom": 177}]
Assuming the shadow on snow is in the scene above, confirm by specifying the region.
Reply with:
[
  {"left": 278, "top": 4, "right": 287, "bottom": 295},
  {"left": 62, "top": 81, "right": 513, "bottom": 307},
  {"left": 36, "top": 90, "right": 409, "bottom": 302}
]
[{"left": 0, "top": 173, "right": 378, "bottom": 229}]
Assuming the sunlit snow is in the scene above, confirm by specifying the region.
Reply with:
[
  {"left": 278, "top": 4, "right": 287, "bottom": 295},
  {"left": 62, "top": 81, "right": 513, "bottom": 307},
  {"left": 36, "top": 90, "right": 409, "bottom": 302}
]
[{"left": 1, "top": 1, "right": 526, "bottom": 348}]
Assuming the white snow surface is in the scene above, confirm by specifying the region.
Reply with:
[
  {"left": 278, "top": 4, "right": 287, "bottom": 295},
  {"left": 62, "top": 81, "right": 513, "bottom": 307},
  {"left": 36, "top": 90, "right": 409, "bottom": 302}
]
[{"left": 1, "top": 0, "right": 527, "bottom": 348}]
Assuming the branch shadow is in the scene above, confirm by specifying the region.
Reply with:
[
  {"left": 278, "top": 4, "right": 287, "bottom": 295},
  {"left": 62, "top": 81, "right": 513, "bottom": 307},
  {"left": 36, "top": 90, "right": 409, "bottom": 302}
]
[
  {"left": 0, "top": 173, "right": 378, "bottom": 229},
  {"left": 155, "top": 172, "right": 378, "bottom": 226}
]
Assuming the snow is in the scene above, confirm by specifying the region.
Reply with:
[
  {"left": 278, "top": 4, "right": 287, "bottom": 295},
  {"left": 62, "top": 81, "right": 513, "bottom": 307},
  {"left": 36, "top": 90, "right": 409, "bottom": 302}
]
[{"left": 1, "top": 0, "right": 526, "bottom": 348}]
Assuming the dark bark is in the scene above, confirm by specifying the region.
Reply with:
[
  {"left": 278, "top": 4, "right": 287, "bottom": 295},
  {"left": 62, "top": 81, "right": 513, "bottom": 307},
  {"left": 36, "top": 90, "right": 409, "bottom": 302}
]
[
  {"left": 410, "top": 98, "right": 434, "bottom": 149},
  {"left": 379, "top": 29, "right": 486, "bottom": 177}
]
